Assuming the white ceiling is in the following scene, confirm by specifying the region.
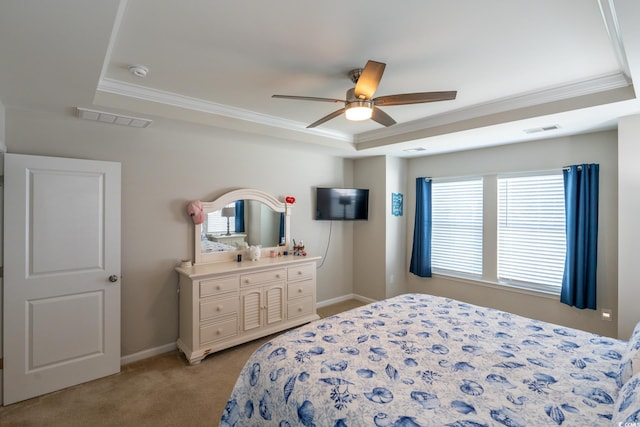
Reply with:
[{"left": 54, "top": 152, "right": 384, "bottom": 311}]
[{"left": 1, "top": 0, "right": 640, "bottom": 158}]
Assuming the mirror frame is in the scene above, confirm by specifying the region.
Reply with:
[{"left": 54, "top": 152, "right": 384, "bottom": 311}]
[{"left": 194, "top": 188, "right": 291, "bottom": 265}]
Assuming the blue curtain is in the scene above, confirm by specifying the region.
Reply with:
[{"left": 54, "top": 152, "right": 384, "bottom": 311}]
[
  {"left": 410, "top": 177, "right": 432, "bottom": 277},
  {"left": 561, "top": 164, "right": 599, "bottom": 309},
  {"left": 279, "top": 213, "right": 285, "bottom": 243},
  {"left": 235, "top": 200, "right": 245, "bottom": 233}
]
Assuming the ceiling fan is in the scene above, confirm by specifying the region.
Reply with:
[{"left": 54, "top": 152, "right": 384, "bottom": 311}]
[{"left": 272, "top": 60, "right": 457, "bottom": 128}]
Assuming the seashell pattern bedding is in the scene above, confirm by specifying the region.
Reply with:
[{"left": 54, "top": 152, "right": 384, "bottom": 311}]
[{"left": 221, "top": 293, "right": 631, "bottom": 426}]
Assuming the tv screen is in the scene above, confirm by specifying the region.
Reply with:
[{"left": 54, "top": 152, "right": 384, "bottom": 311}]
[{"left": 315, "top": 187, "right": 369, "bottom": 220}]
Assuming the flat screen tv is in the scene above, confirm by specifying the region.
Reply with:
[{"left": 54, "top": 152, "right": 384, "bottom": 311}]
[{"left": 315, "top": 187, "right": 369, "bottom": 221}]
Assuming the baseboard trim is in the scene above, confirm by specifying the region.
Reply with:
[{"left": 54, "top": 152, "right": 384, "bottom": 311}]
[
  {"left": 120, "top": 294, "right": 374, "bottom": 365},
  {"left": 120, "top": 342, "right": 177, "bottom": 366},
  {"left": 316, "top": 293, "right": 375, "bottom": 308}
]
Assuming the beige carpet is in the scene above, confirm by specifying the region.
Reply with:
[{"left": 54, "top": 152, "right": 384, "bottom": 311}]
[{"left": 0, "top": 299, "right": 365, "bottom": 427}]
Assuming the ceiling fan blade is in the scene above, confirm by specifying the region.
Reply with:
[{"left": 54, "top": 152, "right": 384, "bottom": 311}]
[
  {"left": 272, "top": 94, "right": 344, "bottom": 103},
  {"left": 374, "top": 91, "right": 457, "bottom": 106},
  {"left": 354, "top": 60, "right": 386, "bottom": 100},
  {"left": 371, "top": 107, "right": 396, "bottom": 127},
  {"left": 307, "top": 108, "right": 346, "bottom": 128}
]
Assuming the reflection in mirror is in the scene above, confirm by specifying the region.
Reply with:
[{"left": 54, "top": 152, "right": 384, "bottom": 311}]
[
  {"left": 194, "top": 188, "right": 290, "bottom": 265},
  {"left": 201, "top": 199, "right": 284, "bottom": 254}
]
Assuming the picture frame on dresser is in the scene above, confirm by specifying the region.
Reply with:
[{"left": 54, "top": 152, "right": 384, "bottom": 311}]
[{"left": 176, "top": 188, "right": 320, "bottom": 365}]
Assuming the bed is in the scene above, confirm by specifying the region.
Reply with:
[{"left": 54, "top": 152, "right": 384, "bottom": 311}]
[
  {"left": 201, "top": 237, "right": 237, "bottom": 253},
  {"left": 221, "top": 293, "right": 640, "bottom": 426}
]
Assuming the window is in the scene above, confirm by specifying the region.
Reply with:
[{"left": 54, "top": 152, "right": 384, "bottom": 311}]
[
  {"left": 497, "top": 173, "right": 566, "bottom": 293},
  {"left": 432, "top": 178, "right": 483, "bottom": 277},
  {"left": 418, "top": 170, "right": 568, "bottom": 295},
  {"left": 206, "top": 203, "right": 236, "bottom": 235}
]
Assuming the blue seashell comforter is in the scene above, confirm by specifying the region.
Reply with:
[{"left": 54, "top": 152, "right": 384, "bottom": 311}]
[{"left": 221, "top": 293, "right": 625, "bottom": 426}]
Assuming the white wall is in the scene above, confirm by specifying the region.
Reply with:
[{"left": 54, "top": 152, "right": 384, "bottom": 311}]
[
  {"left": 5, "top": 108, "right": 355, "bottom": 357},
  {"left": 352, "top": 155, "right": 409, "bottom": 301},
  {"left": 385, "top": 156, "right": 408, "bottom": 298},
  {"left": 618, "top": 114, "right": 640, "bottom": 339},
  {"left": 353, "top": 156, "right": 387, "bottom": 301},
  {"left": 406, "top": 131, "right": 618, "bottom": 337}
]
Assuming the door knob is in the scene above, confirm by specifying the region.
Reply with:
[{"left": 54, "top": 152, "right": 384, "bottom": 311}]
[{"left": 108, "top": 275, "right": 119, "bottom": 283}]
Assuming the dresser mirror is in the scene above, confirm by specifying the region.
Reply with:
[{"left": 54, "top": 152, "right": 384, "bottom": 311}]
[{"left": 194, "top": 188, "right": 290, "bottom": 265}]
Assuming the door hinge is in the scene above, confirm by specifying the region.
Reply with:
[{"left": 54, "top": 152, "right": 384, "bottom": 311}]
[{"left": 0, "top": 266, "right": 3, "bottom": 278}]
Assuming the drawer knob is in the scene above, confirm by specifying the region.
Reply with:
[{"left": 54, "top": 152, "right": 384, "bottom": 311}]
[
  {"left": 298, "top": 307, "right": 302, "bottom": 312},
  {"left": 245, "top": 279, "right": 250, "bottom": 284},
  {"left": 216, "top": 329, "right": 221, "bottom": 335},
  {"left": 216, "top": 285, "right": 221, "bottom": 290},
  {"left": 298, "top": 288, "right": 302, "bottom": 293},
  {"left": 298, "top": 271, "right": 302, "bottom": 275},
  {"left": 216, "top": 306, "right": 222, "bottom": 312},
  {"left": 276, "top": 274, "right": 280, "bottom": 278}
]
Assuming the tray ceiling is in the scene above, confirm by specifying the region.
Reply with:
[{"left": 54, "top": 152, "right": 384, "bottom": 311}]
[{"left": 1, "top": 0, "right": 639, "bottom": 157}]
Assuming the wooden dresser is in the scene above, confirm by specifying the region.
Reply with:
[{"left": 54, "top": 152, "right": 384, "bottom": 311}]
[{"left": 175, "top": 255, "right": 320, "bottom": 364}]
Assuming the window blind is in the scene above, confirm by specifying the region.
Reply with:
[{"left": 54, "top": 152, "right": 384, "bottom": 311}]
[
  {"left": 497, "top": 173, "right": 565, "bottom": 293},
  {"left": 432, "top": 178, "right": 483, "bottom": 276},
  {"left": 206, "top": 204, "right": 236, "bottom": 235}
]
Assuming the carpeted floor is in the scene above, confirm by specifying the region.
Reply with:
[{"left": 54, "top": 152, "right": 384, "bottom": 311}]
[{"left": 0, "top": 299, "right": 365, "bottom": 427}]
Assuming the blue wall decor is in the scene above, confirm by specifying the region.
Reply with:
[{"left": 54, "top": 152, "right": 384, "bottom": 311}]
[{"left": 392, "top": 193, "right": 403, "bottom": 216}]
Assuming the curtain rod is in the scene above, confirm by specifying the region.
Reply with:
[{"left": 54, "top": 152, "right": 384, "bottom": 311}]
[{"left": 563, "top": 165, "right": 593, "bottom": 171}]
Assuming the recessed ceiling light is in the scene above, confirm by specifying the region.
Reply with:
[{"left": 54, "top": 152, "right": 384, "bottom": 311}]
[
  {"left": 403, "top": 147, "right": 427, "bottom": 153},
  {"left": 128, "top": 64, "right": 149, "bottom": 78}
]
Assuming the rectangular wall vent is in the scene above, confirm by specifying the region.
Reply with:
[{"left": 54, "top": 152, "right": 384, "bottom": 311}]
[
  {"left": 76, "top": 107, "right": 152, "bottom": 128},
  {"left": 523, "top": 125, "right": 560, "bottom": 134}
]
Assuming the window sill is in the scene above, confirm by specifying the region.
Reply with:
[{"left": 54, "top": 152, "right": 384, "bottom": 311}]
[{"left": 431, "top": 272, "right": 560, "bottom": 300}]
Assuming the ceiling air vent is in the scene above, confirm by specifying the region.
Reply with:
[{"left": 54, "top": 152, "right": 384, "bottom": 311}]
[
  {"left": 403, "top": 147, "right": 427, "bottom": 153},
  {"left": 76, "top": 107, "right": 152, "bottom": 128},
  {"left": 523, "top": 125, "right": 560, "bottom": 134}
]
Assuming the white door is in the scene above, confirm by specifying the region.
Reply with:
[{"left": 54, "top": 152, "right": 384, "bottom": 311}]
[{"left": 3, "top": 153, "right": 121, "bottom": 405}]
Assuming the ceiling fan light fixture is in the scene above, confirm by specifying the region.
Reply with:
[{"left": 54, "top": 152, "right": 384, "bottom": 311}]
[
  {"left": 345, "top": 101, "right": 373, "bottom": 121},
  {"left": 273, "top": 60, "right": 457, "bottom": 128}
]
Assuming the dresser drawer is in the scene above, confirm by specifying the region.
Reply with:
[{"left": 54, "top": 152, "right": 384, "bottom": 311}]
[
  {"left": 288, "top": 279, "right": 314, "bottom": 300},
  {"left": 200, "top": 296, "right": 238, "bottom": 321},
  {"left": 241, "top": 268, "right": 285, "bottom": 287},
  {"left": 288, "top": 297, "right": 314, "bottom": 319},
  {"left": 200, "top": 317, "right": 238, "bottom": 345},
  {"left": 287, "top": 263, "right": 315, "bottom": 281},
  {"left": 200, "top": 276, "right": 239, "bottom": 297}
]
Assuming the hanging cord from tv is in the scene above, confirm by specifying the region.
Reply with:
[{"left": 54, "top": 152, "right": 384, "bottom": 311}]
[{"left": 317, "top": 220, "right": 332, "bottom": 269}]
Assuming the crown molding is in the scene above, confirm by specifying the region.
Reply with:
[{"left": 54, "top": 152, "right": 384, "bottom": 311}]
[
  {"left": 355, "top": 71, "right": 632, "bottom": 143},
  {"left": 598, "top": 0, "right": 631, "bottom": 78},
  {"left": 98, "top": 69, "right": 631, "bottom": 147},
  {"left": 97, "top": 78, "right": 352, "bottom": 142}
]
